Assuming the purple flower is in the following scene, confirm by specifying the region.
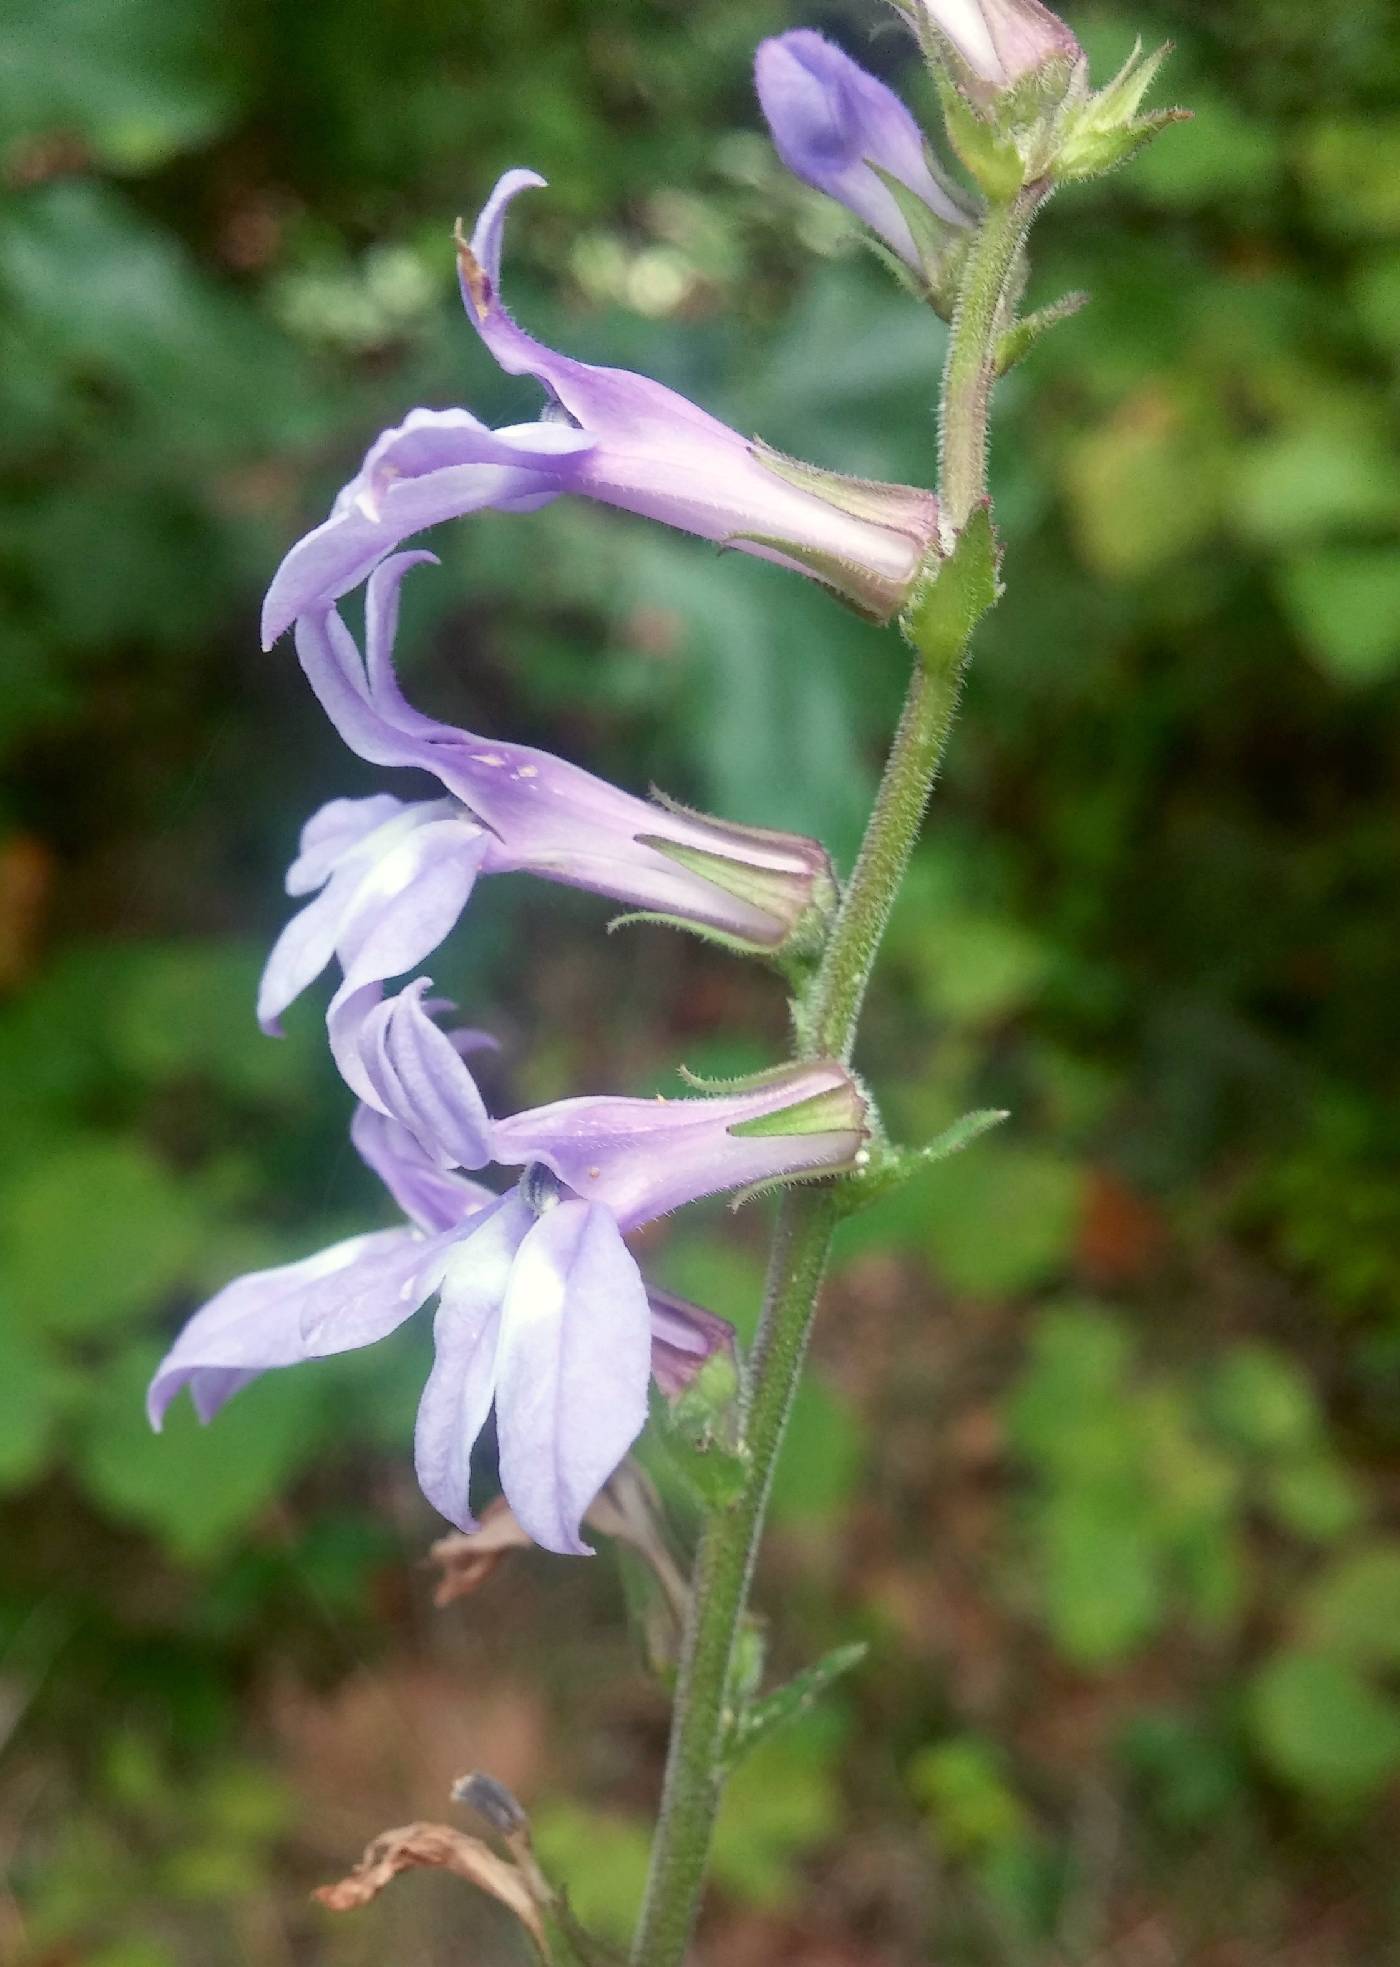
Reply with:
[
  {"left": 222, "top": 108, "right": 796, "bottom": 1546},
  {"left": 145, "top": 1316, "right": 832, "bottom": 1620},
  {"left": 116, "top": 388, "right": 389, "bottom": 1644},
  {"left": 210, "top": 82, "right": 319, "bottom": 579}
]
[
  {"left": 149, "top": 1065, "right": 866, "bottom": 1553},
  {"left": 261, "top": 184, "right": 939, "bottom": 633},
  {"left": 454, "top": 169, "right": 940, "bottom": 620},
  {"left": 268, "top": 555, "right": 832, "bottom": 1077},
  {"left": 905, "top": 0, "right": 1080, "bottom": 100},
  {"left": 754, "top": 31, "right": 972, "bottom": 269}
]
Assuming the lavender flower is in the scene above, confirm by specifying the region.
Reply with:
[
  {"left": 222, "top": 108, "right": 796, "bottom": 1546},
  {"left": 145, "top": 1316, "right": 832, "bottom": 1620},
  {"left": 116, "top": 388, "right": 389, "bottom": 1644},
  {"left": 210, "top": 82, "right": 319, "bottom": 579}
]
[
  {"left": 149, "top": 1067, "right": 867, "bottom": 1553},
  {"left": 455, "top": 169, "right": 940, "bottom": 620},
  {"left": 262, "top": 553, "right": 834, "bottom": 1082},
  {"left": 261, "top": 180, "right": 940, "bottom": 634},
  {"left": 754, "top": 31, "right": 972, "bottom": 271}
]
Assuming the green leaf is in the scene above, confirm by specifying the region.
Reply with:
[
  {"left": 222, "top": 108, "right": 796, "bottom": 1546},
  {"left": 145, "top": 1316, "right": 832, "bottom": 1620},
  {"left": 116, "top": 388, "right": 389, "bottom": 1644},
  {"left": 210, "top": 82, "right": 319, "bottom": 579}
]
[
  {"left": 75, "top": 1343, "right": 325, "bottom": 1560},
  {"left": 0, "top": 1321, "right": 72, "bottom": 1491},
  {"left": 1204, "top": 1344, "right": 1319, "bottom": 1458},
  {"left": 1039, "top": 1479, "right": 1163, "bottom": 1664},
  {"left": 909, "top": 1736, "right": 1028, "bottom": 1857},
  {"left": 0, "top": 1136, "right": 207, "bottom": 1335},
  {"left": 1301, "top": 1546, "right": 1400, "bottom": 1668},
  {"left": 0, "top": 0, "right": 244, "bottom": 170},
  {"left": 1277, "top": 547, "right": 1400, "bottom": 685},
  {"left": 727, "top": 1642, "right": 868, "bottom": 1770},
  {"left": 921, "top": 1145, "right": 1084, "bottom": 1297},
  {"left": 1249, "top": 1652, "right": 1400, "bottom": 1803}
]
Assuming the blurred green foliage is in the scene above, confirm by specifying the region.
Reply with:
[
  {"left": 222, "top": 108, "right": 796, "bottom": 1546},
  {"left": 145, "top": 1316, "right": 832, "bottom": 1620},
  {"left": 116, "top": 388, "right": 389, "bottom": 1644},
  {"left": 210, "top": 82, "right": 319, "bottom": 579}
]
[{"left": 3, "top": 0, "right": 1399, "bottom": 1961}]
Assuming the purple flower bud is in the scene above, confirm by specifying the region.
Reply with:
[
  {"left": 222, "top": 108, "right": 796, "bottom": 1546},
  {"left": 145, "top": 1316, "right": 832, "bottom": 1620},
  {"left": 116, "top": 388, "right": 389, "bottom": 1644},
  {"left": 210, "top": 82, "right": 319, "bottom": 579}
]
[
  {"left": 908, "top": 0, "right": 1080, "bottom": 99},
  {"left": 148, "top": 1061, "right": 861, "bottom": 1552},
  {"left": 277, "top": 555, "right": 833, "bottom": 1020},
  {"left": 754, "top": 31, "right": 971, "bottom": 269}
]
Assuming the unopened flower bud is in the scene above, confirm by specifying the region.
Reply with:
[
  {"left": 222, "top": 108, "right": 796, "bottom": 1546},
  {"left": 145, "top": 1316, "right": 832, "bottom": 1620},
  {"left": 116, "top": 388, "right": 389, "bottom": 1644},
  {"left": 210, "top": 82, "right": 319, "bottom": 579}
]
[{"left": 907, "top": 0, "right": 1080, "bottom": 106}]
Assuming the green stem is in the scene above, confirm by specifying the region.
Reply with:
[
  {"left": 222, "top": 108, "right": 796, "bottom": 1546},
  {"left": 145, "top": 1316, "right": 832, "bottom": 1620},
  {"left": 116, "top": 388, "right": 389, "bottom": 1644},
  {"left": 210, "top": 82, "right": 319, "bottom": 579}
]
[{"left": 629, "top": 183, "right": 1044, "bottom": 1967}]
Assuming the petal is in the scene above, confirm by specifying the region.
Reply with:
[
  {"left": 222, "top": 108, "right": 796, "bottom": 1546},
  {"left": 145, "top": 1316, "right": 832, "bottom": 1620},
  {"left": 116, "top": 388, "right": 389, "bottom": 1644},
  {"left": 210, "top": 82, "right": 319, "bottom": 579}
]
[
  {"left": 147, "top": 1226, "right": 455, "bottom": 1428},
  {"left": 256, "top": 864, "right": 359, "bottom": 1035},
  {"left": 646, "top": 1286, "right": 737, "bottom": 1400},
  {"left": 352, "top": 980, "right": 494, "bottom": 1170},
  {"left": 493, "top": 1200, "right": 651, "bottom": 1555},
  {"left": 413, "top": 1192, "right": 534, "bottom": 1531},
  {"left": 335, "top": 819, "right": 488, "bottom": 992},
  {"left": 294, "top": 605, "right": 431, "bottom": 770},
  {"left": 286, "top": 793, "right": 412, "bottom": 897},
  {"left": 351, "top": 1103, "right": 497, "bottom": 1235},
  {"left": 363, "top": 551, "right": 454, "bottom": 735},
  {"left": 261, "top": 408, "right": 592, "bottom": 644}
]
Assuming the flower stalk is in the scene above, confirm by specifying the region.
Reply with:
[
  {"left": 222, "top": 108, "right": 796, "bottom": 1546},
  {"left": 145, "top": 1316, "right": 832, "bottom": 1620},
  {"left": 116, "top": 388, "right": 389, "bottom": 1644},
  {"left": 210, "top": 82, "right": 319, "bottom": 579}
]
[{"left": 629, "top": 181, "right": 1047, "bottom": 1967}]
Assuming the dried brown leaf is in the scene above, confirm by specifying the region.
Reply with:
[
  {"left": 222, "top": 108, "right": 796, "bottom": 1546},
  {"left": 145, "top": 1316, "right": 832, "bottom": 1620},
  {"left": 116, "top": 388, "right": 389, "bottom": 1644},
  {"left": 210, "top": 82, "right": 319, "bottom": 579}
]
[{"left": 313, "top": 1820, "right": 549, "bottom": 1956}]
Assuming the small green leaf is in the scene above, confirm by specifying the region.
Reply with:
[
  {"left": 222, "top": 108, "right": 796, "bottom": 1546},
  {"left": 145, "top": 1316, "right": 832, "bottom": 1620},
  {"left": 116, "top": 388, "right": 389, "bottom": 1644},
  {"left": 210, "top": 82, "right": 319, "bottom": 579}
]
[
  {"left": 1, "top": 1135, "right": 207, "bottom": 1335},
  {"left": 0, "top": 1322, "right": 71, "bottom": 1491},
  {"left": 1301, "top": 1546, "right": 1400, "bottom": 1668},
  {"left": 901, "top": 503, "right": 1001, "bottom": 670},
  {"left": 727, "top": 1642, "right": 868, "bottom": 1770},
  {"left": 1277, "top": 547, "right": 1400, "bottom": 685},
  {"left": 1249, "top": 1651, "right": 1400, "bottom": 1803},
  {"left": 1205, "top": 1344, "right": 1319, "bottom": 1458}
]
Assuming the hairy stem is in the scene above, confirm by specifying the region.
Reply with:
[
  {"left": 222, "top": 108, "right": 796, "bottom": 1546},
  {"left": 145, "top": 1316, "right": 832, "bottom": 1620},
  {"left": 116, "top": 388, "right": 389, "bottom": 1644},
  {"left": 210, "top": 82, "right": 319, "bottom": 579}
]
[{"left": 629, "top": 183, "right": 1044, "bottom": 1967}]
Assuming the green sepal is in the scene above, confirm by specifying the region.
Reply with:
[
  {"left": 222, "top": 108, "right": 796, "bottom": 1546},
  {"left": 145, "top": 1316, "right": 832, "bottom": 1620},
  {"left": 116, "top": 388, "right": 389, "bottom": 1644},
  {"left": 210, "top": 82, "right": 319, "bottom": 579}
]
[
  {"left": 723, "top": 1642, "right": 869, "bottom": 1772},
  {"left": 901, "top": 502, "right": 1002, "bottom": 671},
  {"left": 865, "top": 162, "right": 974, "bottom": 320},
  {"left": 633, "top": 833, "right": 834, "bottom": 961},
  {"left": 675, "top": 1058, "right": 840, "bottom": 1096},
  {"left": 646, "top": 1374, "right": 748, "bottom": 1513},
  {"left": 727, "top": 1082, "right": 864, "bottom": 1141},
  {"left": 996, "top": 290, "right": 1090, "bottom": 374},
  {"left": 936, "top": 72, "right": 1027, "bottom": 201},
  {"left": 606, "top": 906, "right": 781, "bottom": 963},
  {"left": 1054, "top": 41, "right": 1189, "bottom": 184}
]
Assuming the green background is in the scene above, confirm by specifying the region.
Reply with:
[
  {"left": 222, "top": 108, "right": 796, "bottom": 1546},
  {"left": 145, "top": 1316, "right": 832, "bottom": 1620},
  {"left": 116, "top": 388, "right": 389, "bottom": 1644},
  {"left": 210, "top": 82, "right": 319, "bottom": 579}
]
[{"left": 3, "top": 1, "right": 1399, "bottom": 1960}]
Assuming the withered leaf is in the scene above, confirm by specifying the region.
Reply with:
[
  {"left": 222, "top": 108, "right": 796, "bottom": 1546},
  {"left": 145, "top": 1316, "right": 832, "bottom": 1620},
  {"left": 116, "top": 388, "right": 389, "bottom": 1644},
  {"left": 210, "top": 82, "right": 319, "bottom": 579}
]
[{"left": 314, "top": 1820, "right": 549, "bottom": 1957}]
